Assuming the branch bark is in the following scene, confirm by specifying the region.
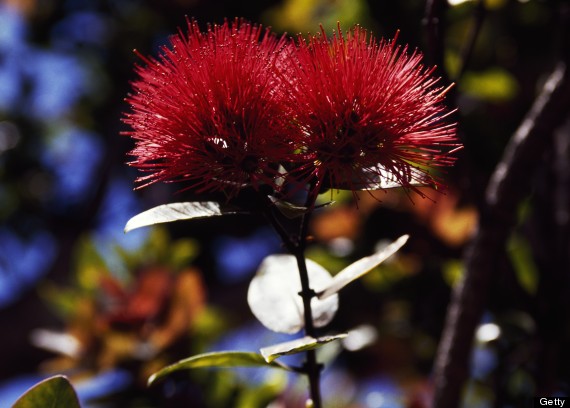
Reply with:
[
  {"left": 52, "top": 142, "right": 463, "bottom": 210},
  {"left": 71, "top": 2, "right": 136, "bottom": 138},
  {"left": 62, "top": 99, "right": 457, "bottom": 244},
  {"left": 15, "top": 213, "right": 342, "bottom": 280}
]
[
  {"left": 424, "top": 0, "right": 450, "bottom": 83},
  {"left": 431, "top": 62, "right": 570, "bottom": 408},
  {"left": 456, "top": 0, "right": 485, "bottom": 80}
]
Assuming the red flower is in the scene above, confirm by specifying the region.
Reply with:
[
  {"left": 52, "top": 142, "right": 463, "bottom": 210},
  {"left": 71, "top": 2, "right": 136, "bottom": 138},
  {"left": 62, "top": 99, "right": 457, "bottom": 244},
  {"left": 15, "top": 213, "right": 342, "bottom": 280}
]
[
  {"left": 284, "top": 25, "right": 460, "bottom": 199},
  {"left": 123, "top": 19, "right": 296, "bottom": 196}
]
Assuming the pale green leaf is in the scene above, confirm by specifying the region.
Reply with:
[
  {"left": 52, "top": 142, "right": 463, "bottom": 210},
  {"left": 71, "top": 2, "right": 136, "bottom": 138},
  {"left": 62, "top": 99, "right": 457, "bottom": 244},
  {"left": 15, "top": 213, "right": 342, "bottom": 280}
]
[
  {"left": 248, "top": 255, "right": 339, "bottom": 334},
  {"left": 260, "top": 333, "right": 348, "bottom": 363},
  {"left": 148, "top": 351, "right": 291, "bottom": 386},
  {"left": 124, "top": 202, "right": 244, "bottom": 232},
  {"left": 318, "top": 235, "right": 409, "bottom": 299},
  {"left": 13, "top": 375, "right": 80, "bottom": 408}
]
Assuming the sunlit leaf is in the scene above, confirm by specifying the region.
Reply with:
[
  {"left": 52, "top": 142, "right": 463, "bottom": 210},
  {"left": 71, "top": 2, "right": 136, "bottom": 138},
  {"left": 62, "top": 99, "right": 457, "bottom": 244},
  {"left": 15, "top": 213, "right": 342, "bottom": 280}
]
[
  {"left": 330, "top": 165, "right": 432, "bottom": 191},
  {"left": 316, "top": 189, "right": 353, "bottom": 205},
  {"left": 248, "top": 255, "right": 339, "bottom": 334},
  {"left": 260, "top": 333, "right": 347, "bottom": 363},
  {"left": 124, "top": 202, "right": 245, "bottom": 232},
  {"left": 148, "top": 351, "right": 291, "bottom": 385},
  {"left": 318, "top": 235, "right": 409, "bottom": 299},
  {"left": 13, "top": 375, "right": 80, "bottom": 408}
]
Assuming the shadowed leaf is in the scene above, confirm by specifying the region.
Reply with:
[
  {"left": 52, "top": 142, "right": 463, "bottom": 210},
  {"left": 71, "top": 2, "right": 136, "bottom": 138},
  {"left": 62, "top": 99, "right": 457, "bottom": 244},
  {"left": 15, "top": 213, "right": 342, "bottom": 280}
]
[
  {"left": 269, "top": 196, "right": 334, "bottom": 219},
  {"left": 13, "top": 375, "right": 80, "bottom": 408}
]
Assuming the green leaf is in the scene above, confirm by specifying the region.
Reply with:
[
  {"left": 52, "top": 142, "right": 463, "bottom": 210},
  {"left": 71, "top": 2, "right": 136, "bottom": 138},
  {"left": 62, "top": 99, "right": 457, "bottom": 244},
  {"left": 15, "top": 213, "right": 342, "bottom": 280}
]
[
  {"left": 124, "top": 202, "right": 245, "bottom": 232},
  {"left": 148, "top": 351, "right": 292, "bottom": 386},
  {"left": 260, "top": 333, "right": 348, "bottom": 363},
  {"left": 460, "top": 68, "right": 518, "bottom": 102},
  {"left": 169, "top": 238, "right": 199, "bottom": 269},
  {"left": 318, "top": 235, "right": 409, "bottom": 299},
  {"left": 508, "top": 234, "right": 538, "bottom": 295},
  {"left": 13, "top": 375, "right": 80, "bottom": 408}
]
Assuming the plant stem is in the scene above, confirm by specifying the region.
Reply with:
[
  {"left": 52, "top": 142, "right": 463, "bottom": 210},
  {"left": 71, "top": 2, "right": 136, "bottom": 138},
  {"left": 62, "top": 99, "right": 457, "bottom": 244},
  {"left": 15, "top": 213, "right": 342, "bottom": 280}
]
[
  {"left": 260, "top": 193, "right": 323, "bottom": 407},
  {"left": 295, "top": 192, "right": 323, "bottom": 408},
  {"left": 293, "top": 245, "right": 322, "bottom": 408}
]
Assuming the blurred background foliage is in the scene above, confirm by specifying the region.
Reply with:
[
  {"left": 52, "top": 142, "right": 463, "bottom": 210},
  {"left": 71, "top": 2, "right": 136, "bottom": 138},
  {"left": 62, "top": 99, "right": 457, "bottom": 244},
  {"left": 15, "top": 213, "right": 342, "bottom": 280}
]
[{"left": 0, "top": 0, "right": 567, "bottom": 406}]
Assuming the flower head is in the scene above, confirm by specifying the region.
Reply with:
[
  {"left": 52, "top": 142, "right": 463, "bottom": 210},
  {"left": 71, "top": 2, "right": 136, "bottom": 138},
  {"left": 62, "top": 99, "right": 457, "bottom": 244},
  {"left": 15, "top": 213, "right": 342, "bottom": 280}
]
[
  {"left": 123, "top": 19, "right": 296, "bottom": 196},
  {"left": 286, "top": 25, "right": 460, "bottom": 198}
]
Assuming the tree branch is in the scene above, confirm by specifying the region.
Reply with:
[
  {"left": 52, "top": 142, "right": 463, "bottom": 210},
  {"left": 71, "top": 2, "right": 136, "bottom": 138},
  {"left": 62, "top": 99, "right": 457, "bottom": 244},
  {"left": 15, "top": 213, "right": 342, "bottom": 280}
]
[
  {"left": 424, "top": 0, "right": 450, "bottom": 83},
  {"left": 456, "top": 0, "right": 486, "bottom": 80},
  {"left": 432, "top": 62, "right": 570, "bottom": 408}
]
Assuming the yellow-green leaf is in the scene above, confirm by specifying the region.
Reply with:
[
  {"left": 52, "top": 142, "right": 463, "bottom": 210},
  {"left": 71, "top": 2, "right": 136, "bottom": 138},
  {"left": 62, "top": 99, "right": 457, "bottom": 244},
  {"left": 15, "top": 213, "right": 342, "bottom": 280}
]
[
  {"left": 13, "top": 376, "right": 80, "bottom": 408},
  {"left": 148, "top": 351, "right": 291, "bottom": 386},
  {"left": 460, "top": 68, "right": 518, "bottom": 102}
]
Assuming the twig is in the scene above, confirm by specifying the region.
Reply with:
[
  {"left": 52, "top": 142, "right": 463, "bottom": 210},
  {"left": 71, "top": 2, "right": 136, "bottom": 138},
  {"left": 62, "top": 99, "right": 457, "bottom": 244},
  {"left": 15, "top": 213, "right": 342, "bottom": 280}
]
[
  {"left": 423, "top": 0, "right": 450, "bottom": 83},
  {"left": 456, "top": 0, "right": 486, "bottom": 80},
  {"left": 293, "top": 246, "right": 323, "bottom": 408},
  {"left": 431, "top": 62, "right": 570, "bottom": 408},
  {"left": 528, "top": 118, "right": 570, "bottom": 396}
]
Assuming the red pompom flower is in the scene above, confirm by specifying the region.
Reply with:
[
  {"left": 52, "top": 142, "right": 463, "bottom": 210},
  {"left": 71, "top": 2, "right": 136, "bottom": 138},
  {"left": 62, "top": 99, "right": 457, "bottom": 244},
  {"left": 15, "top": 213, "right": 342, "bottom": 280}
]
[
  {"left": 284, "top": 25, "right": 460, "bottom": 199},
  {"left": 123, "top": 19, "right": 297, "bottom": 196}
]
